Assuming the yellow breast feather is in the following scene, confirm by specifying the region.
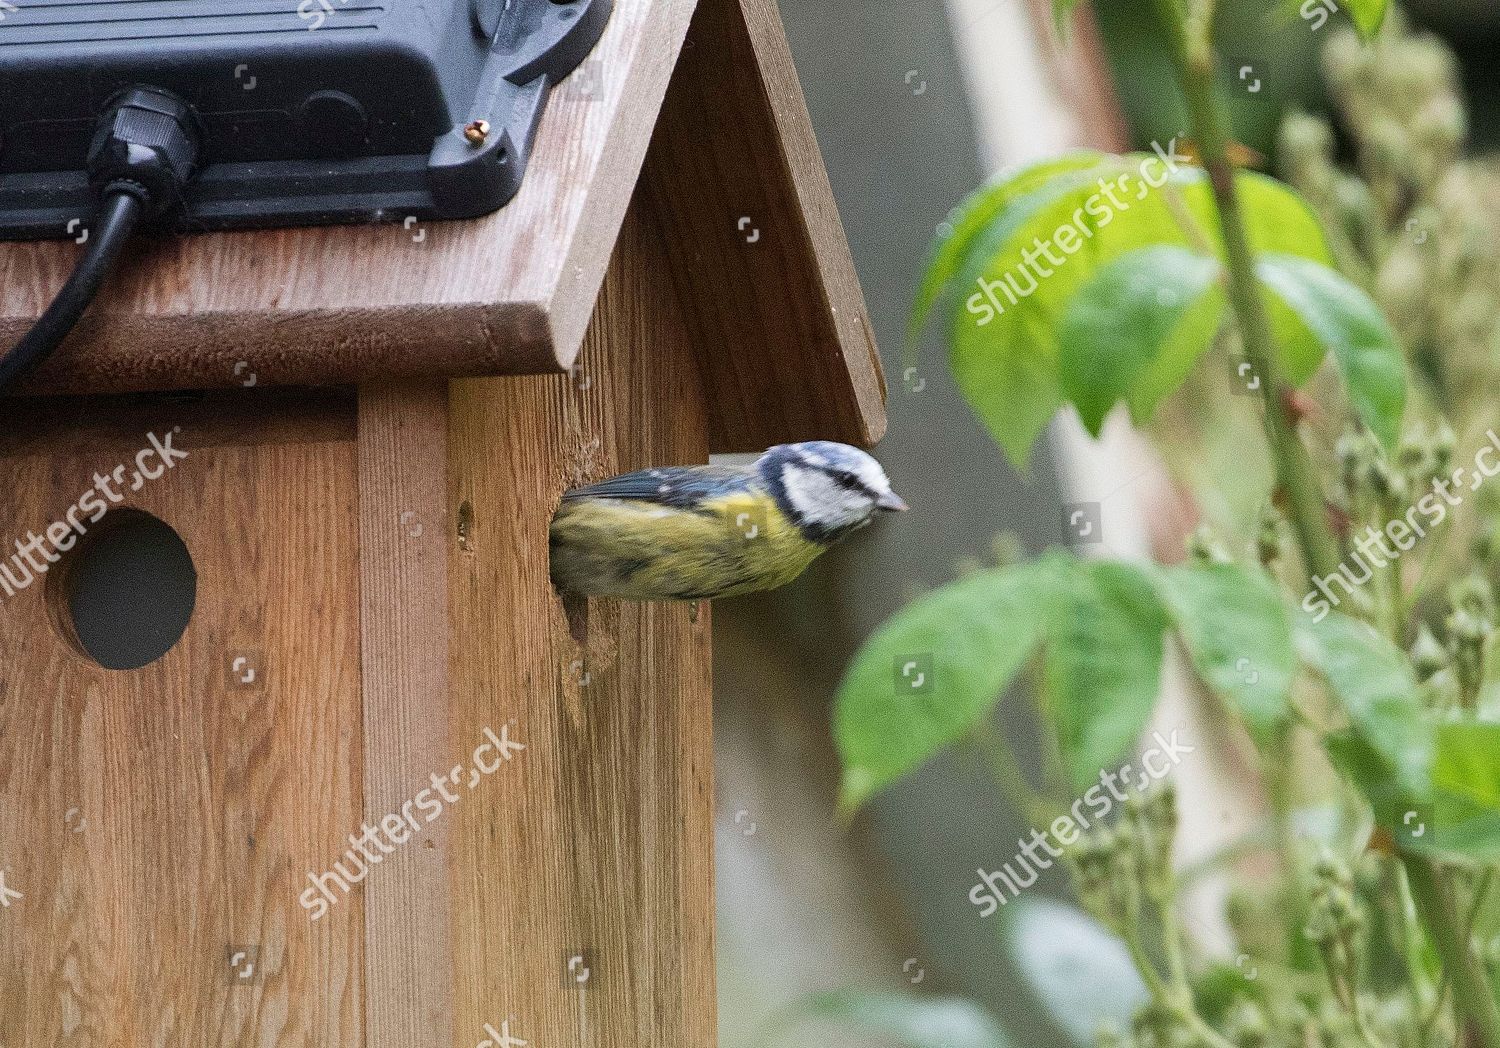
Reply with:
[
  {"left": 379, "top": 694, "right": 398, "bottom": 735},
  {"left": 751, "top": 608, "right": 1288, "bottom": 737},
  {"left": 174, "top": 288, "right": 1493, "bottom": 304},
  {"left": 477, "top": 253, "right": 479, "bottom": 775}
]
[{"left": 549, "top": 488, "right": 826, "bottom": 600}]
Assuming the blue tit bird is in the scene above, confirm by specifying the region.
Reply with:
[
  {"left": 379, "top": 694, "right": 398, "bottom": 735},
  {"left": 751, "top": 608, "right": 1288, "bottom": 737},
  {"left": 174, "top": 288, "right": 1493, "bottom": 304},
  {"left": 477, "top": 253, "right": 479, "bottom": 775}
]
[{"left": 550, "top": 441, "right": 907, "bottom": 601}]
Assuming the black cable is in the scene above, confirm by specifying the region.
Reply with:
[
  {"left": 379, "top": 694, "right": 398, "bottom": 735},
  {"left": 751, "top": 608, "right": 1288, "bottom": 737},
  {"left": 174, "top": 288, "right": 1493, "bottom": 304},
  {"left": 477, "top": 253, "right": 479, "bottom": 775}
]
[
  {"left": 0, "top": 86, "right": 201, "bottom": 394},
  {"left": 0, "top": 191, "right": 145, "bottom": 390}
]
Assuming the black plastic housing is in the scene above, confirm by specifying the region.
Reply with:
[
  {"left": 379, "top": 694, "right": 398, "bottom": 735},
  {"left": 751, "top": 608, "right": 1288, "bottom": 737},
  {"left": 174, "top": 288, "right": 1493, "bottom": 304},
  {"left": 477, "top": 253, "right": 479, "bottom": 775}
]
[{"left": 0, "top": 0, "right": 612, "bottom": 239}]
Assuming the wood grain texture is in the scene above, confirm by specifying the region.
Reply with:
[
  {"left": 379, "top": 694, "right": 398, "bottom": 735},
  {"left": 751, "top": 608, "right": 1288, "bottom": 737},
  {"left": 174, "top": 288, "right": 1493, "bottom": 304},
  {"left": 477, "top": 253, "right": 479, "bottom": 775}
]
[
  {"left": 642, "top": 0, "right": 888, "bottom": 451},
  {"left": 356, "top": 384, "right": 454, "bottom": 1048},
  {"left": 0, "top": 389, "right": 357, "bottom": 460},
  {"left": 2, "top": 0, "right": 697, "bottom": 397},
  {"left": 446, "top": 184, "right": 716, "bottom": 1048},
  {"left": 0, "top": 394, "right": 364, "bottom": 1046}
]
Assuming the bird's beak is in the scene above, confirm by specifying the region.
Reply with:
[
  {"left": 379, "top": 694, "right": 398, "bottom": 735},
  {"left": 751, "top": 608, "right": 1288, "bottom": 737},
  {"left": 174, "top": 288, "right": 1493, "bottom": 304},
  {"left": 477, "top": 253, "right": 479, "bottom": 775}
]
[{"left": 876, "top": 491, "right": 909, "bottom": 512}]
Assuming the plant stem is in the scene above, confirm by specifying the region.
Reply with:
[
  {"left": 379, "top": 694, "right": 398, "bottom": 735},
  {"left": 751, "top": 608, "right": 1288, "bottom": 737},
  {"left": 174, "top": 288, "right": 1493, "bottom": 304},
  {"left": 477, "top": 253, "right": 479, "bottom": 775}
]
[
  {"left": 1148, "top": 0, "right": 1341, "bottom": 585},
  {"left": 1381, "top": 495, "right": 1406, "bottom": 644},
  {"left": 1422, "top": 870, "right": 1498, "bottom": 1039},
  {"left": 1471, "top": 871, "right": 1497, "bottom": 938},
  {"left": 1148, "top": 837, "right": 1239, "bottom": 1048},
  {"left": 1336, "top": 923, "right": 1386, "bottom": 1048},
  {"left": 1158, "top": 886, "right": 1192, "bottom": 991},
  {"left": 1265, "top": 725, "right": 1319, "bottom": 970},
  {"left": 1404, "top": 854, "right": 1500, "bottom": 1048},
  {"left": 970, "top": 717, "right": 1057, "bottom": 828},
  {"left": 1121, "top": 891, "right": 1237, "bottom": 1048},
  {"left": 1396, "top": 863, "right": 1438, "bottom": 1018},
  {"left": 1120, "top": 891, "right": 1174, "bottom": 1003}
]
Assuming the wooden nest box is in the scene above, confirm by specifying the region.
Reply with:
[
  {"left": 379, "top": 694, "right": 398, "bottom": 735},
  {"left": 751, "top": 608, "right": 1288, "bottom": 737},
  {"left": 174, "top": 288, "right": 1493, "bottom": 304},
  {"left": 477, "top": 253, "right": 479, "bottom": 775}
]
[{"left": 0, "top": 0, "right": 886, "bottom": 1042}]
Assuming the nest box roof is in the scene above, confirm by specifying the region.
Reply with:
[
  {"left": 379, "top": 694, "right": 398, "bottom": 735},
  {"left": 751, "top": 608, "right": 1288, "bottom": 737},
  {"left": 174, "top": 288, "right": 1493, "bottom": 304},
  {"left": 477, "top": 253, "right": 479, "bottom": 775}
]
[{"left": 0, "top": 0, "right": 886, "bottom": 452}]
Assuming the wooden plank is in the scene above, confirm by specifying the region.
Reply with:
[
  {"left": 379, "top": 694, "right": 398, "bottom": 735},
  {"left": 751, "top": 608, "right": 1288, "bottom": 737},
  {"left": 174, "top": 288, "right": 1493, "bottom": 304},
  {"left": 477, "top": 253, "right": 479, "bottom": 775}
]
[
  {"left": 641, "top": 0, "right": 888, "bottom": 451},
  {"left": 445, "top": 184, "right": 716, "bottom": 1048},
  {"left": 356, "top": 384, "right": 455, "bottom": 1048},
  {"left": 0, "top": 398, "right": 365, "bottom": 1046},
  {"left": 2, "top": 0, "right": 698, "bottom": 397},
  {"left": 0, "top": 388, "right": 357, "bottom": 459}
]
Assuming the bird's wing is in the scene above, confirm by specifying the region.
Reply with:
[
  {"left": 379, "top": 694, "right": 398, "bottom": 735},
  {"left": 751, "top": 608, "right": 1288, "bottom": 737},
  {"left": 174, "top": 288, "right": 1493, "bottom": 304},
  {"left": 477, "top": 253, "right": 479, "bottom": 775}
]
[{"left": 560, "top": 465, "right": 754, "bottom": 510}]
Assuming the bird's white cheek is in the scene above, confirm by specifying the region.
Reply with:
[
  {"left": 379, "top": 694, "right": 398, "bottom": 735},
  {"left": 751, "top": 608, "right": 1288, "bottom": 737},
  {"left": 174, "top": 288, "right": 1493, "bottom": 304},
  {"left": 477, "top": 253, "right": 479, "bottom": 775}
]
[
  {"left": 783, "top": 467, "right": 837, "bottom": 524},
  {"left": 782, "top": 466, "right": 872, "bottom": 529}
]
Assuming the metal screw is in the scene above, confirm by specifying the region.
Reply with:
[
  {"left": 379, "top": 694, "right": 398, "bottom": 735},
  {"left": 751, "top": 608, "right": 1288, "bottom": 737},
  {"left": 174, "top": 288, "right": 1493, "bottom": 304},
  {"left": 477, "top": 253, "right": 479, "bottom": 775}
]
[{"left": 463, "top": 120, "right": 490, "bottom": 146}]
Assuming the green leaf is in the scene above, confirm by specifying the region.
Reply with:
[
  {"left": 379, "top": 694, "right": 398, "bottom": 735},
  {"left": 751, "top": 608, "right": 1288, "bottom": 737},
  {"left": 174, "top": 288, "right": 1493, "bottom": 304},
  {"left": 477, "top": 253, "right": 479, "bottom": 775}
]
[
  {"left": 1229, "top": 172, "right": 1335, "bottom": 260},
  {"left": 1324, "top": 730, "right": 1423, "bottom": 834},
  {"left": 1232, "top": 173, "right": 1341, "bottom": 386},
  {"left": 1429, "top": 721, "right": 1500, "bottom": 859},
  {"left": 1262, "top": 288, "right": 1326, "bottom": 387},
  {"left": 1257, "top": 254, "right": 1406, "bottom": 450},
  {"left": 1059, "top": 245, "right": 1223, "bottom": 434},
  {"left": 1127, "top": 278, "right": 1228, "bottom": 423},
  {"left": 1152, "top": 563, "right": 1294, "bottom": 739},
  {"left": 911, "top": 153, "right": 1109, "bottom": 344},
  {"left": 1044, "top": 561, "right": 1168, "bottom": 790},
  {"left": 1179, "top": 172, "right": 1337, "bottom": 391},
  {"left": 1004, "top": 897, "right": 1149, "bottom": 1046},
  {"left": 949, "top": 160, "right": 1133, "bottom": 465},
  {"left": 787, "top": 991, "right": 1012, "bottom": 1048},
  {"left": 1433, "top": 722, "right": 1500, "bottom": 810},
  {"left": 1297, "top": 612, "right": 1433, "bottom": 801},
  {"left": 1193, "top": 962, "right": 1269, "bottom": 1025},
  {"left": 1345, "top": 0, "right": 1389, "bottom": 39},
  {"left": 948, "top": 155, "right": 1331, "bottom": 467},
  {"left": 834, "top": 555, "right": 1065, "bottom": 813}
]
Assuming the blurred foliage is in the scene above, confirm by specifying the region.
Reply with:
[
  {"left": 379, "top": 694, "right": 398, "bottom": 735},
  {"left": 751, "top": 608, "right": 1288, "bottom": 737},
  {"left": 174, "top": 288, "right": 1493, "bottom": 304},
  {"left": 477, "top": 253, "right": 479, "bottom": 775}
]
[
  {"left": 782, "top": 991, "right": 1015, "bottom": 1048},
  {"left": 808, "top": 4, "right": 1500, "bottom": 1047},
  {"left": 1093, "top": 0, "right": 1326, "bottom": 159}
]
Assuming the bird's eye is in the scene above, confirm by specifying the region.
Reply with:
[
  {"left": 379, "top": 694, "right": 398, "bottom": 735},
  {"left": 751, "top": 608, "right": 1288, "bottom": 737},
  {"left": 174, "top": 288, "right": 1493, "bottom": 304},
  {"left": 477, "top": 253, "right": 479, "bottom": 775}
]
[{"left": 830, "top": 470, "right": 868, "bottom": 494}]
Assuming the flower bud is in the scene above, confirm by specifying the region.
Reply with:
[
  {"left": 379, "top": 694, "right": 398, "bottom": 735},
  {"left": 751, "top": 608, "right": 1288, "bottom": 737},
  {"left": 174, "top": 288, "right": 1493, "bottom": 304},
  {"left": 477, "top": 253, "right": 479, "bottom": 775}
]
[
  {"left": 1188, "top": 526, "right": 1232, "bottom": 566},
  {"left": 1446, "top": 605, "right": 1488, "bottom": 705},
  {"left": 1401, "top": 34, "right": 1459, "bottom": 97},
  {"left": 1450, "top": 575, "right": 1495, "bottom": 621},
  {"left": 1257, "top": 506, "right": 1286, "bottom": 568},
  {"left": 1337, "top": 430, "right": 1378, "bottom": 509},
  {"left": 1322, "top": 28, "right": 1368, "bottom": 97},
  {"left": 1332, "top": 174, "right": 1381, "bottom": 260},
  {"left": 1375, "top": 246, "right": 1430, "bottom": 325},
  {"left": 1313, "top": 849, "right": 1353, "bottom": 890},
  {"left": 1451, "top": 288, "right": 1498, "bottom": 345},
  {"left": 1225, "top": 1001, "right": 1272, "bottom": 1048},
  {"left": 1363, "top": 118, "right": 1412, "bottom": 178},
  {"left": 1433, "top": 422, "right": 1456, "bottom": 475},
  {"left": 1367, "top": 457, "right": 1409, "bottom": 504},
  {"left": 1411, "top": 624, "right": 1450, "bottom": 681},
  {"left": 1280, "top": 112, "right": 1336, "bottom": 193},
  {"left": 1415, "top": 94, "right": 1467, "bottom": 154}
]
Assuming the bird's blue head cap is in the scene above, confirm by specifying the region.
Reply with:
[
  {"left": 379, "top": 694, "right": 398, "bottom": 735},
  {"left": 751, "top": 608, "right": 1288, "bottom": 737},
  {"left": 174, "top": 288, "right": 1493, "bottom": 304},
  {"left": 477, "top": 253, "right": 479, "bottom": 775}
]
[{"left": 756, "top": 441, "right": 907, "bottom": 543}]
